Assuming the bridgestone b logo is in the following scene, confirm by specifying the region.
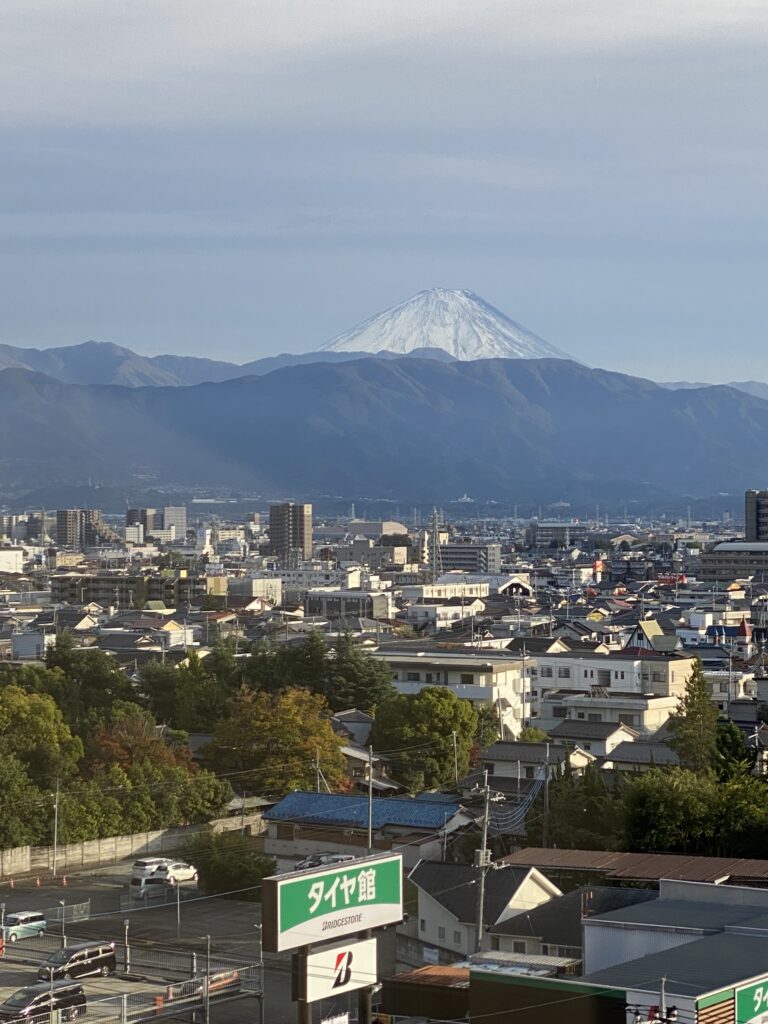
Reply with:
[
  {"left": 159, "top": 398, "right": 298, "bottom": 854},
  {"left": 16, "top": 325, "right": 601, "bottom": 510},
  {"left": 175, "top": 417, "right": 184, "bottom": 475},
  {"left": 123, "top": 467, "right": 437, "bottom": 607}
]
[{"left": 333, "top": 951, "right": 353, "bottom": 988}]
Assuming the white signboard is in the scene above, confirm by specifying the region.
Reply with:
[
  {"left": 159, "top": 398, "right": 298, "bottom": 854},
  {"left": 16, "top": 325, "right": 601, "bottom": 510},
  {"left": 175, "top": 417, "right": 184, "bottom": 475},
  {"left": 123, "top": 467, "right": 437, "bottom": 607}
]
[{"left": 306, "top": 937, "right": 378, "bottom": 1003}]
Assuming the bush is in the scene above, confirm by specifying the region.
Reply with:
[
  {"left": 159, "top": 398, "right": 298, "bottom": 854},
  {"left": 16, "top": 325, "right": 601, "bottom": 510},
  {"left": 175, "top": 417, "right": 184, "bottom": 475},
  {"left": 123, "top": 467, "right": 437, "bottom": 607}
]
[{"left": 182, "top": 830, "right": 276, "bottom": 900}]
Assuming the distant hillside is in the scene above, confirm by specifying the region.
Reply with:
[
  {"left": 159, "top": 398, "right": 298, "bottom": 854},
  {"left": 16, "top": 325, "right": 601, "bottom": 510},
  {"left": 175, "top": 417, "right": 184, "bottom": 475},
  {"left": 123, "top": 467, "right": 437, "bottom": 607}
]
[
  {"left": 2, "top": 358, "right": 768, "bottom": 499},
  {"left": 0, "top": 340, "right": 456, "bottom": 387}
]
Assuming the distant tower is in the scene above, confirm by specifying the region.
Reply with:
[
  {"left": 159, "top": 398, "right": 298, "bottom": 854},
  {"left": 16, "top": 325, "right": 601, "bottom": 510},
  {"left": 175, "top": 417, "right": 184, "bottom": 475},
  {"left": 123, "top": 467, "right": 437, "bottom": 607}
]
[
  {"left": 268, "top": 502, "right": 313, "bottom": 567},
  {"left": 746, "top": 490, "right": 768, "bottom": 542},
  {"left": 430, "top": 508, "right": 443, "bottom": 583}
]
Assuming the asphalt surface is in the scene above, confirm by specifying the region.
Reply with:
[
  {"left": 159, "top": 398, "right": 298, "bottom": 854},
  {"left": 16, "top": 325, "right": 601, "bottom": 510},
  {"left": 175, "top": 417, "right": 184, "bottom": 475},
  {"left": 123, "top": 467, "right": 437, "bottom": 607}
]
[{"left": 0, "top": 863, "right": 350, "bottom": 1023}]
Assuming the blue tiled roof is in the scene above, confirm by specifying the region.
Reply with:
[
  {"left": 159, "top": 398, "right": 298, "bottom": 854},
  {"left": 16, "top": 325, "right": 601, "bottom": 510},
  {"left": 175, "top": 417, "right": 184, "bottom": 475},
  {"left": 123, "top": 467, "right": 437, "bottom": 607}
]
[{"left": 263, "top": 791, "right": 461, "bottom": 830}]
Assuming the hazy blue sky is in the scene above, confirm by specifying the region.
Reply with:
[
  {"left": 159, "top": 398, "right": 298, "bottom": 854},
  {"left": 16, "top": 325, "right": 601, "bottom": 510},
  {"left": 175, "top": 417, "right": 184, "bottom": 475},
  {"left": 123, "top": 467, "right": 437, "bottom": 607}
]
[{"left": 1, "top": 1, "right": 767, "bottom": 380}]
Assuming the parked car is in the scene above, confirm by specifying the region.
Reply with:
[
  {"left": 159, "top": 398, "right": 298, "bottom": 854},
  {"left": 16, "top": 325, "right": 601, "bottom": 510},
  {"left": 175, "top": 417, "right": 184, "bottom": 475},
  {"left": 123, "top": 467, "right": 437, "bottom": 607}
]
[
  {"left": 2, "top": 911, "right": 47, "bottom": 942},
  {"left": 154, "top": 861, "right": 198, "bottom": 884},
  {"left": 129, "top": 876, "right": 170, "bottom": 900},
  {"left": 38, "top": 942, "right": 116, "bottom": 981},
  {"left": 294, "top": 853, "right": 356, "bottom": 871},
  {"left": 0, "top": 981, "right": 86, "bottom": 1021},
  {"left": 131, "top": 857, "right": 175, "bottom": 878}
]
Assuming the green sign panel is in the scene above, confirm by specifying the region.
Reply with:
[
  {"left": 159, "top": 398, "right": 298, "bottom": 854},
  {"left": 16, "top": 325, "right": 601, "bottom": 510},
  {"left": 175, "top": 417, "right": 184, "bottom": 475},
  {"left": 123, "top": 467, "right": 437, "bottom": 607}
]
[
  {"left": 262, "top": 854, "right": 403, "bottom": 952},
  {"left": 736, "top": 978, "right": 768, "bottom": 1024}
]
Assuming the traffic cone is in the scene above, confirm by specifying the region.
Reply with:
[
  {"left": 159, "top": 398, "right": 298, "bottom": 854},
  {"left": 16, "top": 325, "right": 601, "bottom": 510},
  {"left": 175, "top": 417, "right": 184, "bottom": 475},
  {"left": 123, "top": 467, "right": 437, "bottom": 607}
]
[{"left": 61, "top": 876, "right": 68, "bottom": 887}]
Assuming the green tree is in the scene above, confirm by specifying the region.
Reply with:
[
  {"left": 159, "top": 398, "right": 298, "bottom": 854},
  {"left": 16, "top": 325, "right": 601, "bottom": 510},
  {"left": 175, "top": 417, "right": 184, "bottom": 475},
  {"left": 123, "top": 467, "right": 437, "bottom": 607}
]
[
  {"left": 0, "top": 756, "right": 46, "bottom": 847},
  {"left": 716, "top": 721, "right": 756, "bottom": 779},
  {"left": 525, "top": 764, "right": 624, "bottom": 850},
  {"left": 518, "top": 725, "right": 549, "bottom": 743},
  {"left": 0, "top": 685, "right": 83, "bottom": 787},
  {"left": 475, "top": 703, "right": 500, "bottom": 750},
  {"left": 206, "top": 687, "right": 346, "bottom": 795},
  {"left": 370, "top": 687, "right": 478, "bottom": 791},
  {"left": 668, "top": 660, "right": 719, "bottom": 773},
  {"left": 323, "top": 633, "right": 395, "bottom": 713},
  {"left": 45, "top": 632, "right": 135, "bottom": 732},
  {"left": 182, "top": 830, "right": 276, "bottom": 899}
]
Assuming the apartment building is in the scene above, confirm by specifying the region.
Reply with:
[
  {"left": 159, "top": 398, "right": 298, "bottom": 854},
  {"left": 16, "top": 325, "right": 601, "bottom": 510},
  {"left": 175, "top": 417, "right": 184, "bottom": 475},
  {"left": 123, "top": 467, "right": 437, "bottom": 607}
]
[
  {"left": 370, "top": 647, "right": 529, "bottom": 736},
  {"left": 268, "top": 502, "right": 313, "bottom": 565}
]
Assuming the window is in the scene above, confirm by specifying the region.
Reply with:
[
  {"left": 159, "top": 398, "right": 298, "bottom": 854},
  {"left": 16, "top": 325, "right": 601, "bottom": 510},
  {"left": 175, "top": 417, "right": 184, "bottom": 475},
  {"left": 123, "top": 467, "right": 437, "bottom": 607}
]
[
  {"left": 513, "top": 941, "right": 526, "bottom": 954},
  {"left": 619, "top": 714, "right": 638, "bottom": 727},
  {"left": 540, "top": 667, "right": 553, "bottom": 678},
  {"left": 577, "top": 712, "right": 585, "bottom": 719},
  {"left": 438, "top": 926, "right": 446, "bottom": 941},
  {"left": 587, "top": 713, "right": 602, "bottom": 722},
  {"left": 583, "top": 742, "right": 591, "bottom": 751},
  {"left": 525, "top": 766, "right": 535, "bottom": 779},
  {"left": 552, "top": 707, "right": 567, "bottom": 718},
  {"left": 406, "top": 672, "right": 420, "bottom": 681},
  {"left": 541, "top": 944, "right": 550, "bottom": 955},
  {"left": 491, "top": 936, "right": 500, "bottom": 951},
  {"left": 558, "top": 668, "right": 571, "bottom": 678},
  {"left": 420, "top": 919, "right": 425, "bottom": 932},
  {"left": 454, "top": 930, "right": 462, "bottom": 945},
  {"left": 460, "top": 673, "right": 474, "bottom": 684}
]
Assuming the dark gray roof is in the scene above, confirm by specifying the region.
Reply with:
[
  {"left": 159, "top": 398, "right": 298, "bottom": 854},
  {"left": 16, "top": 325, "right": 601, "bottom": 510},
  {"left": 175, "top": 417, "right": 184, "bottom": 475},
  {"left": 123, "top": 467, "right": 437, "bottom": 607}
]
[
  {"left": 592, "top": 897, "right": 759, "bottom": 931},
  {"left": 549, "top": 721, "right": 638, "bottom": 742},
  {"left": 490, "top": 886, "right": 655, "bottom": 946},
  {"left": 582, "top": 932, "right": 768, "bottom": 998},
  {"left": 608, "top": 741, "right": 679, "bottom": 765},
  {"left": 482, "top": 742, "right": 568, "bottom": 764},
  {"left": 409, "top": 861, "right": 532, "bottom": 927}
]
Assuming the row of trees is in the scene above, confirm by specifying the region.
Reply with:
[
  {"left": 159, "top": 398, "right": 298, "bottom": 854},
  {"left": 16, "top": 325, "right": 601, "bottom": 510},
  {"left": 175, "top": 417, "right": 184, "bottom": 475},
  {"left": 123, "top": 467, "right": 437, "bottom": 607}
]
[{"left": 138, "top": 631, "right": 396, "bottom": 731}]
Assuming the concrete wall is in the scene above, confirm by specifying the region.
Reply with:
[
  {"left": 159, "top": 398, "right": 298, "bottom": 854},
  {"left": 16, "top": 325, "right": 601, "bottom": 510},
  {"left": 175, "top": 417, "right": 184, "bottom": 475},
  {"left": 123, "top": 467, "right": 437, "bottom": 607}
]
[{"left": 0, "top": 813, "right": 265, "bottom": 879}]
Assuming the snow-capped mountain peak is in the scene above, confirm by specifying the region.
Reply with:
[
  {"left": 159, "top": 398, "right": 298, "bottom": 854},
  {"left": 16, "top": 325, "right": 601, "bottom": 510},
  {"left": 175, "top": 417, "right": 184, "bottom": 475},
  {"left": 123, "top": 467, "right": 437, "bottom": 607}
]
[{"left": 318, "top": 288, "right": 574, "bottom": 361}]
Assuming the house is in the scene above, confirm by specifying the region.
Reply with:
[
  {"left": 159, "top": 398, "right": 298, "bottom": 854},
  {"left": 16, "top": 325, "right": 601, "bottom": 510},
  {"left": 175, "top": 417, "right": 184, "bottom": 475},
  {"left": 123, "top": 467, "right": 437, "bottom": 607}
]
[
  {"left": 262, "top": 791, "right": 471, "bottom": 867},
  {"left": 370, "top": 646, "right": 527, "bottom": 737},
  {"left": 547, "top": 719, "right": 638, "bottom": 756},
  {"left": 403, "top": 597, "right": 486, "bottom": 632},
  {"left": 408, "top": 860, "right": 562, "bottom": 957},
  {"left": 481, "top": 741, "right": 595, "bottom": 783},
  {"left": 488, "top": 885, "right": 656, "bottom": 959},
  {"left": 601, "top": 740, "right": 679, "bottom": 771},
  {"left": 331, "top": 708, "right": 374, "bottom": 746}
]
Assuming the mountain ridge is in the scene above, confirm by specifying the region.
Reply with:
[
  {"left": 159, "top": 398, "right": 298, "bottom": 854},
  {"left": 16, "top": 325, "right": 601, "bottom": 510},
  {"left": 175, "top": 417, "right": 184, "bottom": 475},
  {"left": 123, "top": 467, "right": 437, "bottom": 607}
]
[{"left": 2, "top": 356, "right": 768, "bottom": 500}]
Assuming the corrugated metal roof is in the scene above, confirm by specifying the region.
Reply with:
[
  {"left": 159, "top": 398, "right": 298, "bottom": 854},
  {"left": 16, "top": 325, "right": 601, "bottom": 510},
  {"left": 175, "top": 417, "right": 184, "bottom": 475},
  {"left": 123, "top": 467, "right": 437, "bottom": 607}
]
[
  {"left": 499, "top": 848, "right": 768, "bottom": 882},
  {"left": 388, "top": 966, "right": 469, "bottom": 989}
]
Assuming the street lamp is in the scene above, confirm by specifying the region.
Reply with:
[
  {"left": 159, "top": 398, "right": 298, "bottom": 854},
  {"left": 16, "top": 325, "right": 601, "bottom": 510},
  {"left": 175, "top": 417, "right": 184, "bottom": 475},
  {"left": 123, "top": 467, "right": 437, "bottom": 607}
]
[{"left": 59, "top": 900, "right": 65, "bottom": 946}]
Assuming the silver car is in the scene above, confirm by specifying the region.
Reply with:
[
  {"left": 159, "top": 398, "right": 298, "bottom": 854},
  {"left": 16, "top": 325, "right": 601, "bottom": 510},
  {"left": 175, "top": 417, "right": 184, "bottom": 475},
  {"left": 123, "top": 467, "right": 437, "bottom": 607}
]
[{"left": 3, "top": 911, "right": 47, "bottom": 942}]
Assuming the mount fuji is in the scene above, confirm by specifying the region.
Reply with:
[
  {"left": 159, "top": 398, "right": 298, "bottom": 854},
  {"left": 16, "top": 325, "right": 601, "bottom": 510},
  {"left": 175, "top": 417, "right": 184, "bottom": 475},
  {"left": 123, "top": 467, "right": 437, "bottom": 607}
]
[{"left": 318, "top": 288, "right": 575, "bottom": 362}]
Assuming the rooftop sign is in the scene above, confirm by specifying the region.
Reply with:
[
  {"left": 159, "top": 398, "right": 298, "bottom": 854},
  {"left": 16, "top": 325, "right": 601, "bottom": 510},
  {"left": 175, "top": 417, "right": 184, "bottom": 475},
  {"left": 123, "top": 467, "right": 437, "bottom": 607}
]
[{"left": 261, "top": 854, "right": 403, "bottom": 953}]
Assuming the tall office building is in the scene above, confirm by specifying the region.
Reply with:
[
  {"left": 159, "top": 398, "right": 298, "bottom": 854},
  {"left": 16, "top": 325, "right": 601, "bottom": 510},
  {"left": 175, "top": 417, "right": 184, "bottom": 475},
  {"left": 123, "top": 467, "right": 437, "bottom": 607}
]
[
  {"left": 268, "top": 502, "right": 313, "bottom": 565},
  {"left": 163, "top": 506, "right": 187, "bottom": 538},
  {"left": 126, "top": 508, "right": 162, "bottom": 534},
  {"left": 746, "top": 490, "right": 768, "bottom": 542}
]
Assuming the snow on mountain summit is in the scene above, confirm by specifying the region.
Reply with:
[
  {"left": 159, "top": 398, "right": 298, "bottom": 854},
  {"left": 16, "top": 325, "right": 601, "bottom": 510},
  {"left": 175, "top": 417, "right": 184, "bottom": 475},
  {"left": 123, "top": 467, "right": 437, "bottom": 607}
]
[{"left": 318, "top": 288, "right": 574, "bottom": 361}]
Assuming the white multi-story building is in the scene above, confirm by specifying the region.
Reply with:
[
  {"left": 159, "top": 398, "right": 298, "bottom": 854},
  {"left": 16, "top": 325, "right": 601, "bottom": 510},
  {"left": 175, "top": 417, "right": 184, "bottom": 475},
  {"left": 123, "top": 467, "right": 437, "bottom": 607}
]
[{"left": 370, "top": 647, "right": 529, "bottom": 737}]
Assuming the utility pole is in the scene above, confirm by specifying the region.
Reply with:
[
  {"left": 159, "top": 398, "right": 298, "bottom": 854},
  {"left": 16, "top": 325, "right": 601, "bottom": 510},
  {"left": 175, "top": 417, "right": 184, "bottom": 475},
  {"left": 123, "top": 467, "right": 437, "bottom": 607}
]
[
  {"left": 542, "top": 743, "right": 550, "bottom": 848},
  {"left": 474, "top": 771, "right": 491, "bottom": 953},
  {"left": 452, "top": 731, "right": 458, "bottom": 783},
  {"left": 52, "top": 780, "right": 60, "bottom": 878},
  {"left": 367, "top": 745, "right": 374, "bottom": 854}
]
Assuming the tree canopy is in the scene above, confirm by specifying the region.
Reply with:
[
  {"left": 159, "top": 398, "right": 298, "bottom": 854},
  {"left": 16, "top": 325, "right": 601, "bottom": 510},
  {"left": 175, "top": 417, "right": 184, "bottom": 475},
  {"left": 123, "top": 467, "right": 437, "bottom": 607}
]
[
  {"left": 370, "top": 687, "right": 478, "bottom": 791},
  {"left": 206, "top": 686, "right": 346, "bottom": 795},
  {"left": 668, "top": 660, "right": 720, "bottom": 773}
]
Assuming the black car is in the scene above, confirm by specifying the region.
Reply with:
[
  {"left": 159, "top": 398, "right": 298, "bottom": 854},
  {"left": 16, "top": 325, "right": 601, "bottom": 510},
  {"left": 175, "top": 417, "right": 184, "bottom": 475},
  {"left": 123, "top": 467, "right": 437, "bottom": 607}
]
[
  {"left": 0, "top": 981, "right": 86, "bottom": 1021},
  {"left": 38, "top": 942, "right": 116, "bottom": 981}
]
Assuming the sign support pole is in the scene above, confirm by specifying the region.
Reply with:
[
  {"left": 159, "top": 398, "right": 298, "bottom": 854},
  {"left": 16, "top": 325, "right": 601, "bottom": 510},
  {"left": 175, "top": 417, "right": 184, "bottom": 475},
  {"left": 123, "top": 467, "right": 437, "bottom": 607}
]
[
  {"left": 357, "top": 929, "right": 373, "bottom": 1024},
  {"left": 296, "top": 946, "right": 311, "bottom": 1024}
]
